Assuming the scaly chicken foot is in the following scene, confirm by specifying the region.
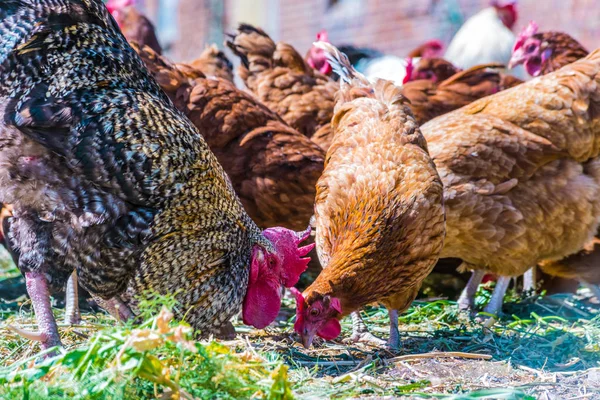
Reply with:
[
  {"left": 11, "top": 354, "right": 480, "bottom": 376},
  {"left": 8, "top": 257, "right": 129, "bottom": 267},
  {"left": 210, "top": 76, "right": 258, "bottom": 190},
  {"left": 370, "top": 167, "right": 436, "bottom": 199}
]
[
  {"left": 476, "top": 275, "right": 512, "bottom": 324},
  {"left": 581, "top": 281, "right": 600, "bottom": 300},
  {"left": 8, "top": 271, "right": 62, "bottom": 354},
  {"left": 93, "top": 295, "right": 135, "bottom": 322},
  {"left": 387, "top": 309, "right": 401, "bottom": 350},
  {"left": 457, "top": 269, "right": 486, "bottom": 311},
  {"left": 344, "top": 311, "right": 387, "bottom": 347},
  {"left": 63, "top": 270, "right": 81, "bottom": 325}
]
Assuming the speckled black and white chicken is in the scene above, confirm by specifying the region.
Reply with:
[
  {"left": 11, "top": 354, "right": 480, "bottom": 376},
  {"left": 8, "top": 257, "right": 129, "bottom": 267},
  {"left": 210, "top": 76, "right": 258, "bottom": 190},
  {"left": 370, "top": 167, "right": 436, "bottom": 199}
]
[{"left": 0, "top": 0, "right": 313, "bottom": 352}]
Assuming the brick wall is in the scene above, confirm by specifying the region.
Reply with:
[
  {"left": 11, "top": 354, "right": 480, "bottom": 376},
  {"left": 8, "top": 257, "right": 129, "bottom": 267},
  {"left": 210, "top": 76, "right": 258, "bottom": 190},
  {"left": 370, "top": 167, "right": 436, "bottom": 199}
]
[{"left": 143, "top": 0, "right": 600, "bottom": 62}]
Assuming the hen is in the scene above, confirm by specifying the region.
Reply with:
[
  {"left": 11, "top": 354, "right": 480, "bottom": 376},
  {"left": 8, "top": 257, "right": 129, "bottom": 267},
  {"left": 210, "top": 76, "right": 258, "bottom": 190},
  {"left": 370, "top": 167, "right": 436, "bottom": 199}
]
[
  {"left": 226, "top": 24, "right": 338, "bottom": 151},
  {"left": 509, "top": 21, "right": 588, "bottom": 77},
  {"left": 421, "top": 49, "right": 600, "bottom": 315},
  {"left": 189, "top": 44, "right": 235, "bottom": 83},
  {"left": 292, "top": 43, "right": 445, "bottom": 349},
  {"left": 403, "top": 57, "right": 460, "bottom": 84},
  {"left": 0, "top": 0, "right": 312, "bottom": 351},
  {"left": 401, "top": 63, "right": 522, "bottom": 125},
  {"left": 133, "top": 43, "right": 325, "bottom": 232},
  {"left": 106, "top": 0, "right": 162, "bottom": 54}
]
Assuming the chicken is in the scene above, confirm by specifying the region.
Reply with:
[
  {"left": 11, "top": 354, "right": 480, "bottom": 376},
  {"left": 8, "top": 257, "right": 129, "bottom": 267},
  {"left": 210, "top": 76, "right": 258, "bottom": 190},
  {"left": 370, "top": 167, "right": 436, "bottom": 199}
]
[
  {"left": 0, "top": 0, "right": 313, "bottom": 351},
  {"left": 226, "top": 24, "right": 338, "bottom": 151},
  {"left": 291, "top": 43, "right": 445, "bottom": 349},
  {"left": 420, "top": 49, "right": 600, "bottom": 315},
  {"left": 444, "top": 0, "right": 526, "bottom": 80},
  {"left": 508, "top": 21, "right": 589, "bottom": 77},
  {"left": 401, "top": 63, "right": 522, "bottom": 125},
  {"left": 305, "top": 30, "right": 333, "bottom": 76},
  {"left": 188, "top": 44, "right": 235, "bottom": 83},
  {"left": 133, "top": 43, "right": 325, "bottom": 232},
  {"left": 106, "top": 0, "right": 162, "bottom": 54},
  {"left": 403, "top": 57, "right": 460, "bottom": 84},
  {"left": 407, "top": 40, "right": 445, "bottom": 59}
]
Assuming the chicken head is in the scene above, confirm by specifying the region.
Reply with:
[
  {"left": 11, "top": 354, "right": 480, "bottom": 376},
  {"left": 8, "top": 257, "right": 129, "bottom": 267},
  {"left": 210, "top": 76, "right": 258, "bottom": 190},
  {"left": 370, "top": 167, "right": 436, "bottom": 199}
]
[
  {"left": 306, "top": 30, "right": 333, "bottom": 75},
  {"left": 508, "top": 21, "right": 546, "bottom": 76},
  {"left": 290, "top": 287, "right": 342, "bottom": 348},
  {"left": 242, "top": 226, "right": 314, "bottom": 329}
]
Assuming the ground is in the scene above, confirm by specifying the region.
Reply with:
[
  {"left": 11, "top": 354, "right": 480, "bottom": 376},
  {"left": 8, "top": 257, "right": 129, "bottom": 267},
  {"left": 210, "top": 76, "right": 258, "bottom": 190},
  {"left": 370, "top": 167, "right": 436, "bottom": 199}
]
[{"left": 1, "top": 255, "right": 600, "bottom": 399}]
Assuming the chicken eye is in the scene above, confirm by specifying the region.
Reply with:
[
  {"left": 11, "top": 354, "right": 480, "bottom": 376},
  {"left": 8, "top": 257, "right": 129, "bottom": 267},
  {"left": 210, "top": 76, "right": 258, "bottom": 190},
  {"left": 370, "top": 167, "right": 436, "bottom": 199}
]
[
  {"left": 526, "top": 44, "right": 536, "bottom": 53},
  {"left": 309, "top": 308, "right": 320, "bottom": 317}
]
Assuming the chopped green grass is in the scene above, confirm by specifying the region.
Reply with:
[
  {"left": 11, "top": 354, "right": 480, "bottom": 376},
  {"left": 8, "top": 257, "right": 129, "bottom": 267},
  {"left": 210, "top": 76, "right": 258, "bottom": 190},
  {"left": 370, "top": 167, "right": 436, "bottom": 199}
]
[{"left": 1, "top": 258, "right": 600, "bottom": 399}]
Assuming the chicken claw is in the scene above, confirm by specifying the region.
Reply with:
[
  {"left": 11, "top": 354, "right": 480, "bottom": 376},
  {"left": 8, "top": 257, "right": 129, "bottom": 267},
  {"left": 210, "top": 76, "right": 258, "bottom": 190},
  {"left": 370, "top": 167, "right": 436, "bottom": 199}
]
[
  {"left": 93, "top": 295, "right": 135, "bottom": 322},
  {"left": 344, "top": 312, "right": 387, "bottom": 348},
  {"left": 8, "top": 271, "right": 61, "bottom": 354}
]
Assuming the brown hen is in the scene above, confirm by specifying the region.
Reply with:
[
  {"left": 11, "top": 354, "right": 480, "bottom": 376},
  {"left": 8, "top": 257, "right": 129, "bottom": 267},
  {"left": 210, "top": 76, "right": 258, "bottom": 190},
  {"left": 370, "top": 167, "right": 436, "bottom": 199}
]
[
  {"left": 401, "top": 63, "right": 522, "bottom": 125},
  {"left": 107, "top": 0, "right": 162, "bottom": 54},
  {"left": 422, "top": 49, "right": 600, "bottom": 315},
  {"left": 292, "top": 43, "right": 445, "bottom": 349},
  {"left": 226, "top": 24, "right": 338, "bottom": 151},
  {"left": 189, "top": 44, "right": 235, "bottom": 83}
]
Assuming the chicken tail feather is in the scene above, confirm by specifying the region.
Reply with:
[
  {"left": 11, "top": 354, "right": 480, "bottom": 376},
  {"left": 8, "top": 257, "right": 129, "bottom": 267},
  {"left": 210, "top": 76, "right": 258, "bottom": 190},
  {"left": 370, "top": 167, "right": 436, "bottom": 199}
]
[{"left": 313, "top": 41, "right": 370, "bottom": 87}]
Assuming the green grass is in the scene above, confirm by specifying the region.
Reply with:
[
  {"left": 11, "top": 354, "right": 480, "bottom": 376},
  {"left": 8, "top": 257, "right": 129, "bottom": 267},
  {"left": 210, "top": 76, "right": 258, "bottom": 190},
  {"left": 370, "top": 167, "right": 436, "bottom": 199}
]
[{"left": 1, "top": 261, "right": 600, "bottom": 399}]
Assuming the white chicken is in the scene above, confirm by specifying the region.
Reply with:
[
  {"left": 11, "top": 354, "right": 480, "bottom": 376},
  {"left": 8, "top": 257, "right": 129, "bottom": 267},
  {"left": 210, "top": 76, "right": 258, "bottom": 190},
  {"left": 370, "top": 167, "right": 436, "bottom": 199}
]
[{"left": 444, "top": 0, "right": 526, "bottom": 80}]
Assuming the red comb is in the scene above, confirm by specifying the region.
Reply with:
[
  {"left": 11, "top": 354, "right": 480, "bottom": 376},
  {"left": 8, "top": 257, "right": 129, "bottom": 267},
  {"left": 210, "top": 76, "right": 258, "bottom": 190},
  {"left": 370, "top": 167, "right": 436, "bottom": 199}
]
[
  {"left": 316, "top": 29, "right": 329, "bottom": 43},
  {"left": 513, "top": 21, "right": 538, "bottom": 51},
  {"left": 403, "top": 58, "right": 414, "bottom": 84}
]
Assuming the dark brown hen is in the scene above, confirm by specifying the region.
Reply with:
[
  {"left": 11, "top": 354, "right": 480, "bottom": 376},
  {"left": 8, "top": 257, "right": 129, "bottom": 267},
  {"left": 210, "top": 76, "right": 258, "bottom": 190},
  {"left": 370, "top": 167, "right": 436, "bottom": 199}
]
[
  {"left": 226, "top": 23, "right": 338, "bottom": 151},
  {"left": 0, "top": 0, "right": 312, "bottom": 352}
]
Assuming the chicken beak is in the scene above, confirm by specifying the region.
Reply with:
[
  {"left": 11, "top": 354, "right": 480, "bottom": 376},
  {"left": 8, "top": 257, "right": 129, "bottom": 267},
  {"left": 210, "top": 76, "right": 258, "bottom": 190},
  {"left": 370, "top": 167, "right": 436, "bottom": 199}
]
[
  {"left": 508, "top": 51, "right": 525, "bottom": 69},
  {"left": 300, "top": 328, "right": 316, "bottom": 348}
]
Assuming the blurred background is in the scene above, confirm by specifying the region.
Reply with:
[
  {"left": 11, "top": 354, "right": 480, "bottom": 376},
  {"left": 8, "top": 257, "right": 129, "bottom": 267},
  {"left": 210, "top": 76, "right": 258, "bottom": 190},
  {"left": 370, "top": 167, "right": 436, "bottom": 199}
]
[{"left": 139, "top": 0, "right": 599, "bottom": 62}]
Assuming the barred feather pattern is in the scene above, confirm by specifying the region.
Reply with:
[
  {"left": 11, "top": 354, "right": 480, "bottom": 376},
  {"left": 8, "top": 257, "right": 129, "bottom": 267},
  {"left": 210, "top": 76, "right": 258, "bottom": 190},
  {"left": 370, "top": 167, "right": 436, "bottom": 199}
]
[{"left": 0, "top": 0, "right": 264, "bottom": 332}]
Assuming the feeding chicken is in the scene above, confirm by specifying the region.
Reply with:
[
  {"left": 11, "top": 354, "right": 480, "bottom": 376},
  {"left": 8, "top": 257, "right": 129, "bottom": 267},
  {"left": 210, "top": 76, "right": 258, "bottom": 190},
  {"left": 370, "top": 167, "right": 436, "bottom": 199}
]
[
  {"left": 509, "top": 21, "right": 589, "bottom": 77},
  {"left": 421, "top": 49, "right": 600, "bottom": 315},
  {"left": 0, "top": 0, "right": 313, "bottom": 352},
  {"left": 292, "top": 43, "right": 445, "bottom": 349},
  {"left": 106, "top": 0, "right": 162, "bottom": 54},
  {"left": 226, "top": 23, "right": 338, "bottom": 151}
]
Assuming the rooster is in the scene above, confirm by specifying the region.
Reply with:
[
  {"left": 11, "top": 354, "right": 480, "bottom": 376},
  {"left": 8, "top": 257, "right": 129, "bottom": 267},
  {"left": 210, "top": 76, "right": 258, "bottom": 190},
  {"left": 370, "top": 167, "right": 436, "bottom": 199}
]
[
  {"left": 292, "top": 43, "right": 445, "bottom": 349},
  {"left": 0, "top": 0, "right": 313, "bottom": 352},
  {"left": 444, "top": 0, "right": 525, "bottom": 80},
  {"left": 508, "top": 21, "right": 588, "bottom": 77},
  {"left": 421, "top": 49, "right": 600, "bottom": 315}
]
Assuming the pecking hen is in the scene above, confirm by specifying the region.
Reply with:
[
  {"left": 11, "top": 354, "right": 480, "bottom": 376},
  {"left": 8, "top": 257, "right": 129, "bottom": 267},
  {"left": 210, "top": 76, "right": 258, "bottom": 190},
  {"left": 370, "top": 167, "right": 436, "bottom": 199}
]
[
  {"left": 421, "top": 49, "right": 600, "bottom": 315},
  {"left": 226, "top": 23, "right": 338, "bottom": 151},
  {"left": 0, "top": 0, "right": 313, "bottom": 352},
  {"left": 292, "top": 43, "right": 445, "bottom": 349}
]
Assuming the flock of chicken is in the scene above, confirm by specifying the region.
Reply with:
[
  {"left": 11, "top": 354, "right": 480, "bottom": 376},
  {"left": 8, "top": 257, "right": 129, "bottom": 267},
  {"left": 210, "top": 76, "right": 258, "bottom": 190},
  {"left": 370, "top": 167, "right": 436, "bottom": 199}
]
[{"left": 1, "top": 0, "right": 599, "bottom": 355}]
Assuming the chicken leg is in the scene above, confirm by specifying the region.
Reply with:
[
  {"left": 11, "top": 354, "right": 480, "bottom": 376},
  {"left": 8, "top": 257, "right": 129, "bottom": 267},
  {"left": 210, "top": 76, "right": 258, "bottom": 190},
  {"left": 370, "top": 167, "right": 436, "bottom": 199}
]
[
  {"left": 483, "top": 276, "right": 511, "bottom": 316},
  {"left": 457, "top": 269, "right": 486, "bottom": 311},
  {"left": 8, "top": 271, "right": 61, "bottom": 353},
  {"left": 522, "top": 268, "right": 536, "bottom": 294},
  {"left": 63, "top": 270, "right": 81, "bottom": 325},
  {"left": 346, "top": 311, "right": 386, "bottom": 347}
]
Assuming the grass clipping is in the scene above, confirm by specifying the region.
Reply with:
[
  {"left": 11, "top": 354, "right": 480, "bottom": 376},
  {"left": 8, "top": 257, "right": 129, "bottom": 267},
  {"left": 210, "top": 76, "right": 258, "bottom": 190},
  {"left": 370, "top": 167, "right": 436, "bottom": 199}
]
[{"left": 0, "top": 301, "right": 293, "bottom": 400}]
